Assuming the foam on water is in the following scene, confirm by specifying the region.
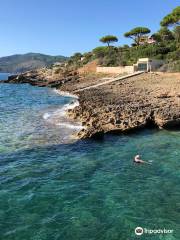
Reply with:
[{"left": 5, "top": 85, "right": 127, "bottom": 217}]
[
  {"left": 0, "top": 82, "right": 83, "bottom": 150},
  {"left": 42, "top": 89, "right": 82, "bottom": 130},
  {"left": 56, "top": 122, "right": 84, "bottom": 130},
  {"left": 61, "top": 99, "right": 80, "bottom": 113},
  {"left": 53, "top": 89, "right": 79, "bottom": 99},
  {"left": 42, "top": 98, "right": 83, "bottom": 130},
  {"left": 43, "top": 112, "right": 51, "bottom": 120}
]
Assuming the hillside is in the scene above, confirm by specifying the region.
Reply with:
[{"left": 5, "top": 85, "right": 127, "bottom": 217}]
[
  {"left": 68, "top": 6, "right": 180, "bottom": 72},
  {"left": 0, "top": 53, "right": 68, "bottom": 73}
]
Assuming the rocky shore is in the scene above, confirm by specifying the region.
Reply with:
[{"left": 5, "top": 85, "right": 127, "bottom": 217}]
[
  {"left": 64, "top": 72, "right": 180, "bottom": 138},
  {"left": 2, "top": 69, "right": 180, "bottom": 139},
  {"left": 2, "top": 68, "right": 79, "bottom": 88}
]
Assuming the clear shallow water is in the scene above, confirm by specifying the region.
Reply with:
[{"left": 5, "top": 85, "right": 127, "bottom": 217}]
[
  {"left": 0, "top": 76, "right": 180, "bottom": 240},
  {"left": 0, "top": 82, "right": 82, "bottom": 152}
]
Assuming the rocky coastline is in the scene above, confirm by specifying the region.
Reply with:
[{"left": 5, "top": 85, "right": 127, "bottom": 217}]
[{"left": 2, "top": 69, "right": 180, "bottom": 139}]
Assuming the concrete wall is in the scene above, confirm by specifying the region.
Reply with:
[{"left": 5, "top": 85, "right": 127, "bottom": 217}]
[
  {"left": 96, "top": 66, "right": 134, "bottom": 74},
  {"left": 94, "top": 58, "right": 164, "bottom": 74}
]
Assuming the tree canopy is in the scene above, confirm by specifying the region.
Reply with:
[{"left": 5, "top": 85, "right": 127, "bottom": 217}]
[
  {"left": 124, "top": 27, "right": 151, "bottom": 45},
  {"left": 153, "top": 27, "right": 175, "bottom": 42},
  {"left": 173, "top": 26, "right": 180, "bottom": 42},
  {"left": 93, "top": 46, "right": 109, "bottom": 58},
  {"left": 99, "top": 35, "right": 118, "bottom": 46},
  {"left": 68, "top": 6, "right": 180, "bottom": 72},
  {"left": 161, "top": 6, "right": 180, "bottom": 27}
]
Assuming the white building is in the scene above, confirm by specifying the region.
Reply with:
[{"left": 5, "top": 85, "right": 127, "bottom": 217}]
[
  {"left": 134, "top": 58, "right": 164, "bottom": 72},
  {"left": 96, "top": 58, "right": 164, "bottom": 74}
]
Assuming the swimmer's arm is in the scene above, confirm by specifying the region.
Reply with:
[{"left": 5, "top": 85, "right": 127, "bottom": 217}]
[
  {"left": 139, "top": 159, "right": 151, "bottom": 164},
  {"left": 144, "top": 160, "right": 152, "bottom": 164}
]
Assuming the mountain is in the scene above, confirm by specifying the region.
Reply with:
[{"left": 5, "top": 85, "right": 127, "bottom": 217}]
[{"left": 0, "top": 53, "right": 68, "bottom": 73}]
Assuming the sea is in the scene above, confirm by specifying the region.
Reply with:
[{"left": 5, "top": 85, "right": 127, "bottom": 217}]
[{"left": 0, "top": 73, "right": 180, "bottom": 240}]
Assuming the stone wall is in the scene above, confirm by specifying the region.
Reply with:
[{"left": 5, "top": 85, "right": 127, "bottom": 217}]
[{"left": 96, "top": 66, "right": 134, "bottom": 74}]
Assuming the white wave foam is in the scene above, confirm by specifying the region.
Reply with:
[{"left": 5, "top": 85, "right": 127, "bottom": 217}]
[
  {"left": 55, "top": 100, "right": 80, "bottom": 118},
  {"left": 43, "top": 100, "right": 79, "bottom": 120},
  {"left": 63, "top": 100, "right": 79, "bottom": 111},
  {"left": 43, "top": 112, "right": 51, "bottom": 120},
  {"left": 53, "top": 89, "right": 79, "bottom": 99},
  {"left": 56, "top": 122, "right": 84, "bottom": 130},
  {"left": 43, "top": 98, "right": 83, "bottom": 131}
]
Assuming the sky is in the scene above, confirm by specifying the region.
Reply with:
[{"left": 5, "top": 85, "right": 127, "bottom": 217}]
[{"left": 0, "top": 0, "right": 179, "bottom": 57}]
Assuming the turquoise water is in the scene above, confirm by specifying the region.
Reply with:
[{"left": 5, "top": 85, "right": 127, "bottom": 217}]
[{"left": 0, "top": 75, "right": 180, "bottom": 239}]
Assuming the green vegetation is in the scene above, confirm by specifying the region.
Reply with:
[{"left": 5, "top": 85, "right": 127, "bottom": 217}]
[
  {"left": 152, "top": 27, "right": 174, "bottom": 42},
  {"left": 99, "top": 35, "right": 118, "bottom": 47},
  {"left": 161, "top": 6, "right": 180, "bottom": 27},
  {"left": 124, "top": 27, "right": 151, "bottom": 46},
  {"left": 174, "top": 26, "right": 180, "bottom": 42},
  {"left": 68, "top": 6, "right": 180, "bottom": 72}
]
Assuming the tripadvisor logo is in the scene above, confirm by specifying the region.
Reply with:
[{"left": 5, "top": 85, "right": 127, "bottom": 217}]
[
  {"left": 135, "top": 227, "right": 143, "bottom": 236},
  {"left": 135, "top": 226, "right": 174, "bottom": 236}
]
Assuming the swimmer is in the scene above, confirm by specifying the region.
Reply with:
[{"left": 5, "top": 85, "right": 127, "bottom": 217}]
[{"left": 134, "top": 154, "right": 150, "bottom": 164}]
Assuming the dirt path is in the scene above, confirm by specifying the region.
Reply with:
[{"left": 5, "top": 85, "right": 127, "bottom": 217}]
[{"left": 73, "top": 71, "right": 144, "bottom": 93}]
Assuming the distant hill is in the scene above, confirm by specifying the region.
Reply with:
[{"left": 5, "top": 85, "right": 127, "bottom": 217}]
[{"left": 0, "top": 53, "right": 68, "bottom": 73}]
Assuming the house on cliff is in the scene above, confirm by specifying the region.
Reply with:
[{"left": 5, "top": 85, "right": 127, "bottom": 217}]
[{"left": 139, "top": 35, "right": 156, "bottom": 45}]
